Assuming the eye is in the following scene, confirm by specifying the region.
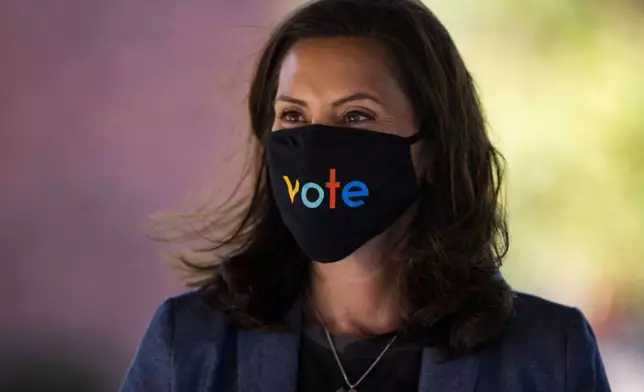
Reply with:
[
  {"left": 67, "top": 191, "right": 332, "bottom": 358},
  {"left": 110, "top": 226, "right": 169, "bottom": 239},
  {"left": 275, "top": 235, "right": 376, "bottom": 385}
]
[
  {"left": 344, "top": 110, "right": 374, "bottom": 124},
  {"left": 279, "top": 110, "right": 304, "bottom": 124}
]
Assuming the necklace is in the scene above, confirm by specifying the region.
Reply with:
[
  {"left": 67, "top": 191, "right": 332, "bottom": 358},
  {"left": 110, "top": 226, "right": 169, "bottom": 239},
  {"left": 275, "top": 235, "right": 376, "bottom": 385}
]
[{"left": 317, "top": 315, "right": 399, "bottom": 392}]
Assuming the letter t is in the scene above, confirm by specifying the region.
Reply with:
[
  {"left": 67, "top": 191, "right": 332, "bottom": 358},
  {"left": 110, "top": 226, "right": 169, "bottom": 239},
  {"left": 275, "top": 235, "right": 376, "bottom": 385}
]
[{"left": 325, "top": 168, "right": 340, "bottom": 209}]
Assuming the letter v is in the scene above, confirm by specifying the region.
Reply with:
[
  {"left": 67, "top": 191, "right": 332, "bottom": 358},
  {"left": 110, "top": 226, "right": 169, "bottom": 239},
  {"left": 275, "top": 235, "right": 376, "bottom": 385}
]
[{"left": 282, "top": 175, "right": 300, "bottom": 203}]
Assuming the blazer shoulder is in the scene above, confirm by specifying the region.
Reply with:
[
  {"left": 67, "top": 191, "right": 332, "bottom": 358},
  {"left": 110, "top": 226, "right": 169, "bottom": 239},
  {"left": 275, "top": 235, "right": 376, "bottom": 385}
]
[
  {"left": 161, "top": 289, "right": 231, "bottom": 344},
  {"left": 512, "top": 291, "right": 581, "bottom": 327},
  {"left": 506, "top": 291, "right": 594, "bottom": 348},
  {"left": 119, "top": 290, "right": 231, "bottom": 392},
  {"left": 502, "top": 292, "right": 611, "bottom": 391}
]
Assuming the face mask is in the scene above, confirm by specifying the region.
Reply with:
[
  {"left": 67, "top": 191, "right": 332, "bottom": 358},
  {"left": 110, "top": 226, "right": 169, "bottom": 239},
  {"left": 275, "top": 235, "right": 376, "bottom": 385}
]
[{"left": 266, "top": 124, "right": 422, "bottom": 263}]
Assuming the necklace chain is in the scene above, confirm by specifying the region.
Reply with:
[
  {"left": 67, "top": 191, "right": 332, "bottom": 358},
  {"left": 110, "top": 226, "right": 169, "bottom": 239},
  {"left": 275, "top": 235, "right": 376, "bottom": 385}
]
[{"left": 321, "top": 322, "right": 399, "bottom": 391}]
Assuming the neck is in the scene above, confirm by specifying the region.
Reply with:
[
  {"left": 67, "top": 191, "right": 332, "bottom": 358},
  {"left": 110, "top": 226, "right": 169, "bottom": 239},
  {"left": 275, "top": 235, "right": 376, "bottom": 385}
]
[
  {"left": 306, "top": 202, "right": 418, "bottom": 338},
  {"left": 307, "top": 236, "right": 404, "bottom": 338}
]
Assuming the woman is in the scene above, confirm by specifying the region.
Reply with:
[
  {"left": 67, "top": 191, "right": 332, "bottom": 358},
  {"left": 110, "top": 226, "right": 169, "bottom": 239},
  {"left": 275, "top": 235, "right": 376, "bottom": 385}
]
[{"left": 121, "top": 0, "right": 611, "bottom": 391}]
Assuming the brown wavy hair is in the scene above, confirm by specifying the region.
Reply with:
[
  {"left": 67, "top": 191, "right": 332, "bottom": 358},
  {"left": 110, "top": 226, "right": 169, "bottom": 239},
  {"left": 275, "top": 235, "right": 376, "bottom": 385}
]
[{"left": 152, "top": 0, "right": 515, "bottom": 357}]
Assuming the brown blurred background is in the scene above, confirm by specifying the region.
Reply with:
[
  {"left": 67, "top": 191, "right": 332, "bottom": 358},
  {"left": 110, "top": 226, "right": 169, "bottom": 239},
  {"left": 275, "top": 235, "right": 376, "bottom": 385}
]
[{"left": 1, "top": 1, "right": 642, "bottom": 391}]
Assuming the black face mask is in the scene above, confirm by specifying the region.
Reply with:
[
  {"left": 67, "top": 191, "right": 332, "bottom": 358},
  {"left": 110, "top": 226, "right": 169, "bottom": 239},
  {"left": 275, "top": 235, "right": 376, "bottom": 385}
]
[{"left": 266, "top": 124, "right": 422, "bottom": 263}]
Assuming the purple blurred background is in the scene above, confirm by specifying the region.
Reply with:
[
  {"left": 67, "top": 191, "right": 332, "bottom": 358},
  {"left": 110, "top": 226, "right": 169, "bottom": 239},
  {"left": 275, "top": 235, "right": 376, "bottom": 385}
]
[{"left": 0, "top": 1, "right": 275, "bottom": 389}]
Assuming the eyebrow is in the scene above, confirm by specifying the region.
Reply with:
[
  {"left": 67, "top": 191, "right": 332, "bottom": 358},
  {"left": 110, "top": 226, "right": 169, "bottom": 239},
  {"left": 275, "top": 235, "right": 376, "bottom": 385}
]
[{"left": 275, "top": 92, "right": 384, "bottom": 107}]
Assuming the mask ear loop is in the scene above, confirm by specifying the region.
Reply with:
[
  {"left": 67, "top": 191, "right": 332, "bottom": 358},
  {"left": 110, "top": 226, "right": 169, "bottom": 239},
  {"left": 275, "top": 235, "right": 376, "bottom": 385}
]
[
  {"left": 261, "top": 128, "right": 273, "bottom": 146},
  {"left": 405, "top": 132, "right": 424, "bottom": 145},
  {"left": 406, "top": 132, "right": 434, "bottom": 186}
]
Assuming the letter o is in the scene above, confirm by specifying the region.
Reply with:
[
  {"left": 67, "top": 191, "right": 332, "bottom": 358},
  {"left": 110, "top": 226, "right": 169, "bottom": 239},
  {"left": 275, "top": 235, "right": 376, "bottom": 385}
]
[{"left": 301, "top": 183, "right": 324, "bottom": 208}]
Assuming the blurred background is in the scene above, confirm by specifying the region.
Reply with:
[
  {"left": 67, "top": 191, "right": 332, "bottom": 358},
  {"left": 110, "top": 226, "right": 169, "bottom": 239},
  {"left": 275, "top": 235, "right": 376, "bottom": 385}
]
[{"left": 0, "top": 0, "right": 642, "bottom": 390}]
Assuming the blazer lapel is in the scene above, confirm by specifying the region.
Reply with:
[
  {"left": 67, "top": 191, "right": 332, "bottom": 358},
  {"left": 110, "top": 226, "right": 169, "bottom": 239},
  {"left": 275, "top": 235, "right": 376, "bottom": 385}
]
[
  {"left": 418, "top": 347, "right": 480, "bottom": 392},
  {"left": 237, "top": 302, "right": 302, "bottom": 392}
]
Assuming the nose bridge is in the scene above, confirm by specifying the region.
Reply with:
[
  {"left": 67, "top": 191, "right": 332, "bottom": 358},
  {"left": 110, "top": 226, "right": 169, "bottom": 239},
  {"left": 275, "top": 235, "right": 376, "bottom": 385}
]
[{"left": 307, "top": 100, "right": 336, "bottom": 126}]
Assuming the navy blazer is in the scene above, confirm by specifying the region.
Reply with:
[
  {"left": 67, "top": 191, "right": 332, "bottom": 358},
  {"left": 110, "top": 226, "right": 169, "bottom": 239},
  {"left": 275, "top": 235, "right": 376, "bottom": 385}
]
[{"left": 120, "top": 290, "right": 611, "bottom": 392}]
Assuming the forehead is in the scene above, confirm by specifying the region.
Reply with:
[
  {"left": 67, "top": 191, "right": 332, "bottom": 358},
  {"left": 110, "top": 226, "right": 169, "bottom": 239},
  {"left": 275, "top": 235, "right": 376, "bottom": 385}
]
[{"left": 276, "top": 37, "right": 399, "bottom": 97}]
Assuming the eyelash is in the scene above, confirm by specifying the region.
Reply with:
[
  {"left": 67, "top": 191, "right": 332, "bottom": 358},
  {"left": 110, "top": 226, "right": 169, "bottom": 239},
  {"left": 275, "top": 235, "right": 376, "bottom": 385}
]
[
  {"left": 279, "top": 110, "right": 304, "bottom": 124},
  {"left": 278, "top": 109, "right": 376, "bottom": 124}
]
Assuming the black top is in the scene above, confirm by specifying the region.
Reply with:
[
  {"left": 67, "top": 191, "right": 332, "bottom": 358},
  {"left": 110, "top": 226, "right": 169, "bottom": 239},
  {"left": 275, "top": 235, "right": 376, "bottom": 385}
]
[{"left": 297, "top": 319, "right": 423, "bottom": 392}]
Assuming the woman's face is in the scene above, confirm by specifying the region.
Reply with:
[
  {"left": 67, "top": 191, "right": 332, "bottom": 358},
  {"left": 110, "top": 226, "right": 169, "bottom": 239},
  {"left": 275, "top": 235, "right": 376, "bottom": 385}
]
[{"left": 272, "top": 37, "right": 426, "bottom": 174}]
